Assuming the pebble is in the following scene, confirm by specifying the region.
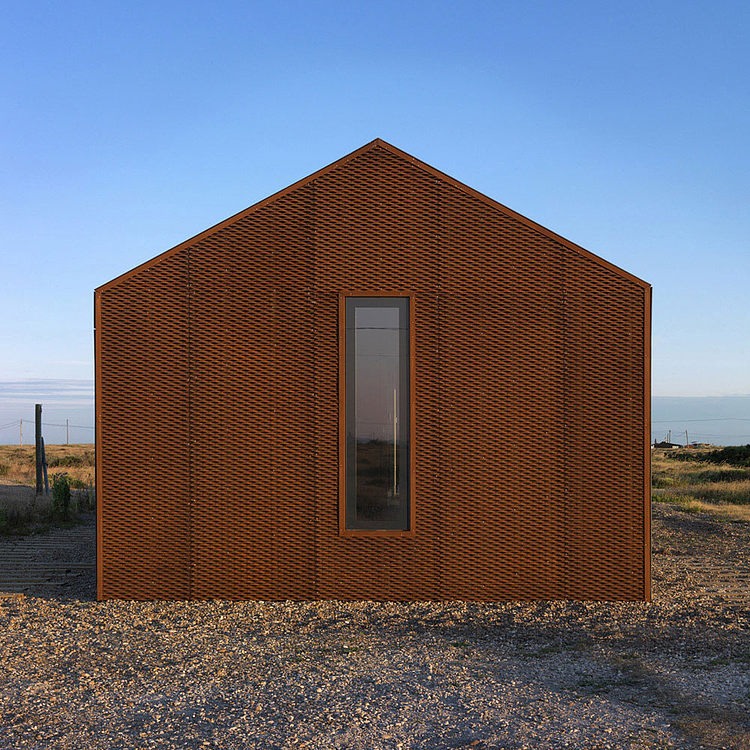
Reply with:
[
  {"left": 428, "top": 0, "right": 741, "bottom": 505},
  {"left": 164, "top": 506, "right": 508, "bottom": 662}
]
[{"left": 0, "top": 504, "right": 748, "bottom": 749}]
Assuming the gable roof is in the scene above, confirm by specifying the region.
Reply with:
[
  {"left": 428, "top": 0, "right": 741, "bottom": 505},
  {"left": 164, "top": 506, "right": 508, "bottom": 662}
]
[{"left": 97, "top": 138, "right": 650, "bottom": 292}]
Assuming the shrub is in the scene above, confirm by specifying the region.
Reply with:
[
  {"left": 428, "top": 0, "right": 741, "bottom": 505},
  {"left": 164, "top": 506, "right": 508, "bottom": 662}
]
[
  {"left": 49, "top": 455, "right": 83, "bottom": 467},
  {"left": 51, "top": 473, "right": 72, "bottom": 519},
  {"left": 0, "top": 461, "right": 9, "bottom": 477},
  {"left": 706, "top": 445, "right": 750, "bottom": 467},
  {"left": 651, "top": 475, "right": 676, "bottom": 488},
  {"left": 694, "top": 468, "right": 750, "bottom": 483},
  {"left": 73, "top": 485, "right": 96, "bottom": 512},
  {"left": 669, "top": 445, "right": 750, "bottom": 467},
  {"left": 658, "top": 492, "right": 704, "bottom": 513}
]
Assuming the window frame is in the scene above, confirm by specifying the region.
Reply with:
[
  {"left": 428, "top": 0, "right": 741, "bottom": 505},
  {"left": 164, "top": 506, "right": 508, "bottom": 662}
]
[{"left": 338, "top": 292, "right": 416, "bottom": 537}]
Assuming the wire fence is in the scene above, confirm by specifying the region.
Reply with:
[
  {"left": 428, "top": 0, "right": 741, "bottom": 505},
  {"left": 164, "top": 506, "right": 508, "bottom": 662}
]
[
  {"left": 2, "top": 416, "right": 749, "bottom": 447},
  {"left": 651, "top": 418, "right": 750, "bottom": 446},
  {"left": 0, "top": 418, "right": 94, "bottom": 446}
]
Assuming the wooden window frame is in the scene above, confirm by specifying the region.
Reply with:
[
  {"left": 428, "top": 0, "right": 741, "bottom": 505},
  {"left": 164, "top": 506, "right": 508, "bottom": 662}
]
[{"left": 338, "top": 292, "right": 416, "bottom": 537}]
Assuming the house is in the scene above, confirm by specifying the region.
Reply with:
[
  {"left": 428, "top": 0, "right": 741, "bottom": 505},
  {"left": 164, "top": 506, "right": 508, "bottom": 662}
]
[{"left": 95, "top": 139, "right": 651, "bottom": 601}]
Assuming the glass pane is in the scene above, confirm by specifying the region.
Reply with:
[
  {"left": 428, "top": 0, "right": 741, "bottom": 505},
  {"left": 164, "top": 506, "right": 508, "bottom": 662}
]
[{"left": 346, "top": 297, "right": 410, "bottom": 530}]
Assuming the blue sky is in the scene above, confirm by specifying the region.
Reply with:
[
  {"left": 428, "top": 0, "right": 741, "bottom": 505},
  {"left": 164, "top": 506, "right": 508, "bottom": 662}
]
[{"left": 1, "top": 0, "right": 748, "bottom": 397}]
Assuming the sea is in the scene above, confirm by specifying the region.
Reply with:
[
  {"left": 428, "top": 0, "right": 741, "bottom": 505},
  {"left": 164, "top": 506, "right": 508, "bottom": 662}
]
[
  {"left": 650, "top": 395, "right": 750, "bottom": 447},
  {"left": 0, "top": 380, "right": 749, "bottom": 447},
  {"left": 0, "top": 380, "right": 95, "bottom": 446}
]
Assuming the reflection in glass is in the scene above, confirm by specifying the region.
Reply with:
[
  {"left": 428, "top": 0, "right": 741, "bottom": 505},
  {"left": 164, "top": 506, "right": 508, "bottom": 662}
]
[{"left": 345, "top": 298, "right": 410, "bottom": 530}]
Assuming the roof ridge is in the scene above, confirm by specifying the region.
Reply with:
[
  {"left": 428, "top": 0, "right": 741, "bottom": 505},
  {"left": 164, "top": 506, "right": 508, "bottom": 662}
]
[{"left": 96, "top": 139, "right": 649, "bottom": 292}]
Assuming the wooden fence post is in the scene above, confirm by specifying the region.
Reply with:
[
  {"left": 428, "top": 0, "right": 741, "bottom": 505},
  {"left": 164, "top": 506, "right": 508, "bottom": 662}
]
[
  {"left": 35, "top": 404, "right": 43, "bottom": 495},
  {"left": 41, "top": 437, "right": 49, "bottom": 495}
]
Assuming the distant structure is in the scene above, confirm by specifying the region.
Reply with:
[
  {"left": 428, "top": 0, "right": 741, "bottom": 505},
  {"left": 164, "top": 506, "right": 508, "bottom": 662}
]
[{"left": 95, "top": 139, "right": 652, "bottom": 602}]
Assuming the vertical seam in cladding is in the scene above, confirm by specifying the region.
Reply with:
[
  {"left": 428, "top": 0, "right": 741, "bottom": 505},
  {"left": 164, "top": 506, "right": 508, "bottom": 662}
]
[
  {"left": 272, "top": 216, "right": 279, "bottom": 599},
  {"left": 436, "top": 179, "right": 443, "bottom": 597},
  {"left": 187, "top": 247, "right": 194, "bottom": 599},
  {"left": 311, "top": 180, "right": 319, "bottom": 598}
]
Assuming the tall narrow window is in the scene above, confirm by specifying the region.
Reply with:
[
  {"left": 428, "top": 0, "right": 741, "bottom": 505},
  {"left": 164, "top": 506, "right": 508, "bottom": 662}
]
[{"left": 342, "top": 296, "right": 412, "bottom": 532}]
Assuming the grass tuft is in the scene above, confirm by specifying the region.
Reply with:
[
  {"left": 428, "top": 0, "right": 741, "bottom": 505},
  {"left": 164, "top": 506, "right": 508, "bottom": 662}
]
[{"left": 652, "top": 448, "right": 750, "bottom": 521}]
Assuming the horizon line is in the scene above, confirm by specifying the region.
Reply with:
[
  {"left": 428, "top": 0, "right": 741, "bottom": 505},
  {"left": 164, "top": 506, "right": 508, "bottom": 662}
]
[{"left": 0, "top": 378, "right": 749, "bottom": 400}]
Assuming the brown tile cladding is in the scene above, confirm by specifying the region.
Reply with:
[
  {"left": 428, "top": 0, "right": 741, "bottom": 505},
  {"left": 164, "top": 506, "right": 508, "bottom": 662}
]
[{"left": 96, "top": 140, "right": 650, "bottom": 601}]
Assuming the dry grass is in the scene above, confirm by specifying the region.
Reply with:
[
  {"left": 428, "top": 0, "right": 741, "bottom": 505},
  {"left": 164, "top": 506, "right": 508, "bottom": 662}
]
[
  {"left": 0, "top": 444, "right": 95, "bottom": 533},
  {"left": 0, "top": 485, "right": 54, "bottom": 531},
  {"left": 652, "top": 448, "right": 750, "bottom": 522},
  {"left": 657, "top": 493, "right": 750, "bottom": 521},
  {"left": 0, "top": 444, "right": 94, "bottom": 488}
]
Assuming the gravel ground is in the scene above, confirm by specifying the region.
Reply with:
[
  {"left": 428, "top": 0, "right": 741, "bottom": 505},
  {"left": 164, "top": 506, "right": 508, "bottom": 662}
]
[{"left": 1, "top": 504, "right": 748, "bottom": 750}]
